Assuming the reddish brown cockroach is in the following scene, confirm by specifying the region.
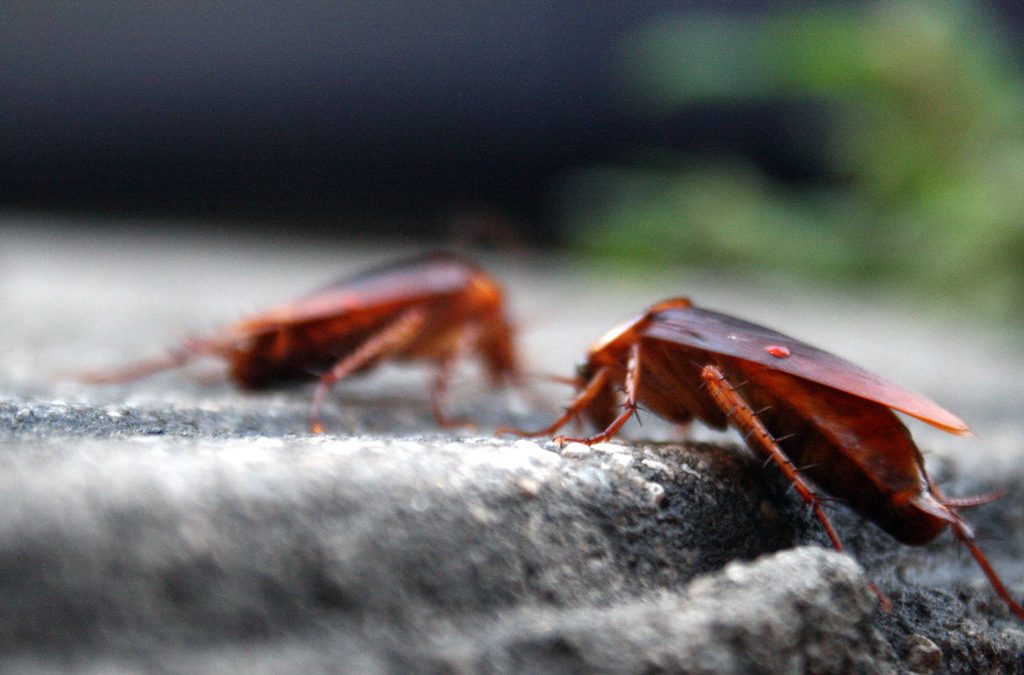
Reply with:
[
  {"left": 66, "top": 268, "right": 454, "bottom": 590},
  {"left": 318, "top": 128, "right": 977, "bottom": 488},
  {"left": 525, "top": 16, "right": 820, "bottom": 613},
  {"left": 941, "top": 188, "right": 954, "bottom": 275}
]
[
  {"left": 82, "top": 252, "right": 520, "bottom": 432},
  {"left": 506, "top": 297, "right": 1024, "bottom": 619}
]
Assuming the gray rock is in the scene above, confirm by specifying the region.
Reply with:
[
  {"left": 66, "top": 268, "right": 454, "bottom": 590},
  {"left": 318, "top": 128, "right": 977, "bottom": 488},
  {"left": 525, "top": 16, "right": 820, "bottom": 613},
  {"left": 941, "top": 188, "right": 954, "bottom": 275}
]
[
  {"left": 2, "top": 222, "right": 1023, "bottom": 673},
  {"left": 0, "top": 430, "right": 897, "bottom": 673},
  {"left": 433, "top": 547, "right": 896, "bottom": 674}
]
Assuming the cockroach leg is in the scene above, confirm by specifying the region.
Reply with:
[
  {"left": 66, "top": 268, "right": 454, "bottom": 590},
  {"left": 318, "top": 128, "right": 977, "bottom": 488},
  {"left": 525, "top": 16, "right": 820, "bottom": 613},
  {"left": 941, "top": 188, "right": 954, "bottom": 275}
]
[
  {"left": 700, "top": 364, "right": 892, "bottom": 611},
  {"left": 77, "top": 336, "right": 218, "bottom": 384},
  {"left": 555, "top": 342, "right": 643, "bottom": 446},
  {"left": 950, "top": 520, "right": 1024, "bottom": 620},
  {"left": 928, "top": 482, "right": 1024, "bottom": 620},
  {"left": 497, "top": 366, "right": 613, "bottom": 439},
  {"left": 524, "top": 372, "right": 586, "bottom": 388},
  {"left": 310, "top": 308, "right": 427, "bottom": 433},
  {"left": 430, "top": 324, "right": 481, "bottom": 429}
]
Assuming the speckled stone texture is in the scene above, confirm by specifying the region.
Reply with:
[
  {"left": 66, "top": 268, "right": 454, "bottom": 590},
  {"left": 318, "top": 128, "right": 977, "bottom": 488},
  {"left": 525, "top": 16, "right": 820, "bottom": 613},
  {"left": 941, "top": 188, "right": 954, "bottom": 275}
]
[{"left": 2, "top": 219, "right": 1023, "bottom": 673}]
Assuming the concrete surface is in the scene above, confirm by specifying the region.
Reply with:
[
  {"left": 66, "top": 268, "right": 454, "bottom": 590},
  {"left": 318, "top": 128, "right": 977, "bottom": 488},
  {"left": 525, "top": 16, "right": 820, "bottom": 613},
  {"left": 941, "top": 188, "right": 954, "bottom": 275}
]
[{"left": 2, "top": 214, "right": 1024, "bottom": 673}]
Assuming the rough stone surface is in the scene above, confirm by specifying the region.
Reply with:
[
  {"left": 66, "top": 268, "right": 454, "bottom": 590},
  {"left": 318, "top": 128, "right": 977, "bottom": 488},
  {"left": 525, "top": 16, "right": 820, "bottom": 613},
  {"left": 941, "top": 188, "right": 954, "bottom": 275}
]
[{"left": 2, "top": 220, "right": 1024, "bottom": 673}]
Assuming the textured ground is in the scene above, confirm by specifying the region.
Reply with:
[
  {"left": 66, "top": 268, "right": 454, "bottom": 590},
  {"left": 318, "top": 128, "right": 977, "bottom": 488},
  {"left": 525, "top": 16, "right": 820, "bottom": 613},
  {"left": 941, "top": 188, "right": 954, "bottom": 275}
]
[{"left": 2, "top": 215, "right": 1023, "bottom": 673}]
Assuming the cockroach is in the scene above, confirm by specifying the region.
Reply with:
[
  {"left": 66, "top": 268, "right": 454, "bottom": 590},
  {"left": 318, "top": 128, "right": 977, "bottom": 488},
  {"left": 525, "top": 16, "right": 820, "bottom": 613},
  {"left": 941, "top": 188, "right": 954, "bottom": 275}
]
[
  {"left": 82, "top": 252, "right": 520, "bottom": 432},
  {"left": 505, "top": 297, "right": 1024, "bottom": 619}
]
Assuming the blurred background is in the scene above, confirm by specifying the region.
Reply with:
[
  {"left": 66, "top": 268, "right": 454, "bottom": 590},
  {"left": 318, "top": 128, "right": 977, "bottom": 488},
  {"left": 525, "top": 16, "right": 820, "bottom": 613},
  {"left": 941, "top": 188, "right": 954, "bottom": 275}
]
[{"left": 3, "top": 1, "right": 1023, "bottom": 321}]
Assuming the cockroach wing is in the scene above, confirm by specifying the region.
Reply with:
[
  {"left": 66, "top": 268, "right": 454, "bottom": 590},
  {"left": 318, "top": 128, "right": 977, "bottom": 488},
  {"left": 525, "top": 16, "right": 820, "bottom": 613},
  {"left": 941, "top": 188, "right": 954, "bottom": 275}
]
[
  {"left": 646, "top": 305, "right": 969, "bottom": 435},
  {"left": 229, "top": 252, "right": 486, "bottom": 335}
]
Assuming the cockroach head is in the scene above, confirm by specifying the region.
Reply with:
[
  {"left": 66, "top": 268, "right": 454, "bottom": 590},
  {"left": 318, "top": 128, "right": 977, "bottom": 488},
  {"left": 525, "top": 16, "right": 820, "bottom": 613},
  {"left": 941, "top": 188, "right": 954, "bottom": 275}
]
[{"left": 575, "top": 360, "right": 594, "bottom": 383}]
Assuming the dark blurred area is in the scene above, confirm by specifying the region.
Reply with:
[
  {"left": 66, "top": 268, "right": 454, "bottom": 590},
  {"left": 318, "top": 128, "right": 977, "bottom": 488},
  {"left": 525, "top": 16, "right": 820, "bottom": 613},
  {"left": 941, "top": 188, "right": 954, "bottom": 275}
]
[
  {"left": 0, "top": 2, "right": 878, "bottom": 235},
  {"left": 1, "top": 1, "right": 714, "bottom": 236},
  {"left": 3, "top": 2, "right": 1024, "bottom": 318}
]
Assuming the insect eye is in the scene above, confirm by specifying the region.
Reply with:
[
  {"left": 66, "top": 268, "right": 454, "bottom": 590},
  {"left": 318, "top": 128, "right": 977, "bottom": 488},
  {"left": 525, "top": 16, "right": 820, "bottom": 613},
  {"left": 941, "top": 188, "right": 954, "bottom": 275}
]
[{"left": 575, "top": 361, "right": 593, "bottom": 381}]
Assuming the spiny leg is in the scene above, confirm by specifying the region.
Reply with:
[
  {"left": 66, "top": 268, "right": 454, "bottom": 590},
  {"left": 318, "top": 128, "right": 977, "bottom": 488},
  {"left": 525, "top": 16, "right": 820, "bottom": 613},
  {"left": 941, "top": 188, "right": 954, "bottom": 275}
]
[
  {"left": 507, "top": 372, "right": 573, "bottom": 427},
  {"left": 700, "top": 364, "right": 892, "bottom": 611},
  {"left": 77, "top": 335, "right": 222, "bottom": 384},
  {"left": 555, "top": 342, "right": 642, "bottom": 446},
  {"left": 430, "top": 323, "right": 481, "bottom": 428},
  {"left": 310, "top": 308, "right": 426, "bottom": 433},
  {"left": 497, "top": 366, "right": 613, "bottom": 438},
  {"left": 928, "top": 481, "right": 1024, "bottom": 620}
]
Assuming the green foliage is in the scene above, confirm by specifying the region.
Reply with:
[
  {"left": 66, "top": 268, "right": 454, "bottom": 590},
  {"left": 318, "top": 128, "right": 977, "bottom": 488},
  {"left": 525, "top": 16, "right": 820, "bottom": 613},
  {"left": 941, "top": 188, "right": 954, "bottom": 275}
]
[{"left": 566, "top": 1, "right": 1024, "bottom": 319}]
